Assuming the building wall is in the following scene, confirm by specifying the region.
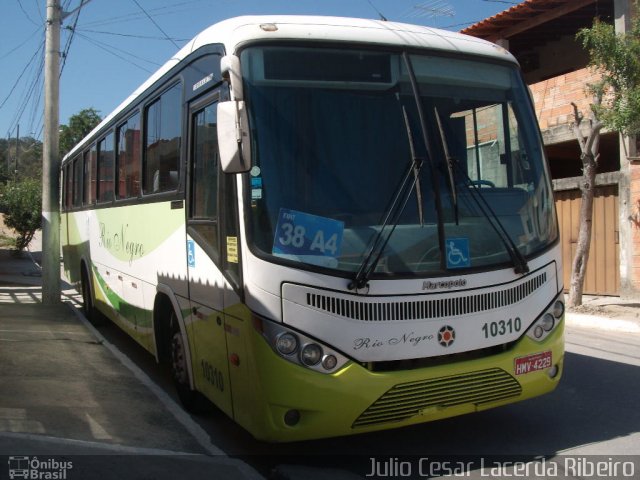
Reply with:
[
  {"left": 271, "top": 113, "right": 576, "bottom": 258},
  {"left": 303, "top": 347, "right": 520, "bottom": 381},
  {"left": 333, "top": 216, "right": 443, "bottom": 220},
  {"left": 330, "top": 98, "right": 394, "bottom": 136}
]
[
  {"left": 521, "top": 34, "right": 590, "bottom": 84},
  {"left": 629, "top": 164, "right": 640, "bottom": 291},
  {"left": 529, "top": 68, "right": 600, "bottom": 132}
]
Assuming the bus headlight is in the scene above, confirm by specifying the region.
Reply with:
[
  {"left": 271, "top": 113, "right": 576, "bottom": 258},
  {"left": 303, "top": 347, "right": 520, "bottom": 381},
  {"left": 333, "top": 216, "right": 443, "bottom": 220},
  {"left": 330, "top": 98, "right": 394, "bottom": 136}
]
[
  {"left": 253, "top": 314, "right": 349, "bottom": 374},
  {"left": 526, "top": 293, "right": 564, "bottom": 342},
  {"left": 540, "top": 313, "right": 555, "bottom": 332},
  {"left": 553, "top": 300, "right": 565, "bottom": 319},
  {"left": 301, "top": 344, "right": 323, "bottom": 366},
  {"left": 276, "top": 333, "right": 298, "bottom": 355}
]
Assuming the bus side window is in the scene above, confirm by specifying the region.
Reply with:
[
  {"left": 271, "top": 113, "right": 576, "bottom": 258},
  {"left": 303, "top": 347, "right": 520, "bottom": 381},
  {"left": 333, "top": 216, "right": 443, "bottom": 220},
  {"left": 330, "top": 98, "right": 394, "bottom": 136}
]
[
  {"left": 98, "top": 133, "right": 115, "bottom": 203},
  {"left": 72, "top": 156, "right": 83, "bottom": 208},
  {"left": 144, "top": 83, "right": 181, "bottom": 194},
  {"left": 83, "top": 149, "right": 96, "bottom": 205},
  {"left": 190, "top": 101, "right": 219, "bottom": 259},
  {"left": 117, "top": 112, "right": 142, "bottom": 199},
  {"left": 65, "top": 164, "right": 72, "bottom": 210}
]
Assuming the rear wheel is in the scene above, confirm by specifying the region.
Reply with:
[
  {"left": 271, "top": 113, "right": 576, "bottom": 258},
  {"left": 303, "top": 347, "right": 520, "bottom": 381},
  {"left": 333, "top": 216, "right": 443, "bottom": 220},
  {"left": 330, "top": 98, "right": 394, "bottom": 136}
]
[{"left": 169, "top": 312, "right": 199, "bottom": 411}]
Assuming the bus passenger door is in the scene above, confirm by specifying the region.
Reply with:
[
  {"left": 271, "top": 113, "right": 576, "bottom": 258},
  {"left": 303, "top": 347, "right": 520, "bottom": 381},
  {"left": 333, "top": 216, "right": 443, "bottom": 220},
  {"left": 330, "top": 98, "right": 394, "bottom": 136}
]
[{"left": 186, "top": 92, "right": 233, "bottom": 417}]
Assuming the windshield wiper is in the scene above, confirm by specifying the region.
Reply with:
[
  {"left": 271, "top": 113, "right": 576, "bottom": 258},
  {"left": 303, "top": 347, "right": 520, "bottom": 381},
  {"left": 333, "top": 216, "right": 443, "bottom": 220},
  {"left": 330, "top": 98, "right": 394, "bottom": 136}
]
[
  {"left": 401, "top": 52, "right": 447, "bottom": 271},
  {"left": 347, "top": 116, "right": 423, "bottom": 291},
  {"left": 433, "top": 107, "right": 459, "bottom": 225},
  {"left": 404, "top": 107, "right": 425, "bottom": 227},
  {"left": 432, "top": 110, "right": 530, "bottom": 274}
]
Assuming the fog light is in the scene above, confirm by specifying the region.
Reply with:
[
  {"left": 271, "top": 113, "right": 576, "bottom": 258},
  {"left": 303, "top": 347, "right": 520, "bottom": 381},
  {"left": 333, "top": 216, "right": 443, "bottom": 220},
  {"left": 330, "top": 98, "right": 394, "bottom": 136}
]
[
  {"left": 276, "top": 333, "right": 298, "bottom": 355},
  {"left": 548, "top": 364, "right": 559, "bottom": 378},
  {"left": 322, "top": 354, "right": 338, "bottom": 370},
  {"left": 553, "top": 300, "right": 565, "bottom": 319},
  {"left": 533, "top": 325, "right": 544, "bottom": 339},
  {"left": 284, "top": 409, "right": 300, "bottom": 426},
  {"left": 300, "top": 344, "right": 322, "bottom": 366},
  {"left": 541, "top": 313, "right": 555, "bottom": 332}
]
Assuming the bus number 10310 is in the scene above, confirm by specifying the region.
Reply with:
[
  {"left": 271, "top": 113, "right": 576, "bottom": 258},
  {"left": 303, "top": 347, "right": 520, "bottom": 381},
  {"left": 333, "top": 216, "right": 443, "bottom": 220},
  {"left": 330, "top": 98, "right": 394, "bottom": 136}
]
[
  {"left": 201, "top": 360, "right": 224, "bottom": 392},
  {"left": 482, "top": 317, "right": 521, "bottom": 338}
]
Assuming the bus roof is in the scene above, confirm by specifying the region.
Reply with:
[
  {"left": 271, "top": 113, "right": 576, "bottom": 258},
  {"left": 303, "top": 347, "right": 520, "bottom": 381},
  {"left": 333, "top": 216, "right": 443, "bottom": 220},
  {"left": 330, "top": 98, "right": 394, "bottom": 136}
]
[{"left": 63, "top": 15, "right": 515, "bottom": 162}]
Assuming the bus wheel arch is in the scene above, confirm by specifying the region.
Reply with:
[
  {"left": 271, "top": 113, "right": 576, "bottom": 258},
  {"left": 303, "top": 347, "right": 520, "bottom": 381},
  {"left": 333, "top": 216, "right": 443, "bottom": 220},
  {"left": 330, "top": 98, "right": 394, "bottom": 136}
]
[
  {"left": 152, "top": 288, "right": 199, "bottom": 411},
  {"left": 80, "top": 260, "right": 102, "bottom": 325},
  {"left": 169, "top": 311, "right": 200, "bottom": 410}
]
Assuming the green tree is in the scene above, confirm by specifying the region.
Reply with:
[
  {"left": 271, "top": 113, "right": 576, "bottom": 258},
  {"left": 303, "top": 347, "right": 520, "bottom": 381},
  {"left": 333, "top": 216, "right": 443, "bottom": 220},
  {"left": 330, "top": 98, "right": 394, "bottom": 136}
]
[
  {"left": 0, "top": 178, "right": 42, "bottom": 251},
  {"left": 59, "top": 108, "right": 101, "bottom": 157},
  {"left": 567, "top": 8, "right": 640, "bottom": 307},
  {"left": 577, "top": 13, "right": 640, "bottom": 137},
  {"left": 0, "top": 137, "right": 42, "bottom": 183}
]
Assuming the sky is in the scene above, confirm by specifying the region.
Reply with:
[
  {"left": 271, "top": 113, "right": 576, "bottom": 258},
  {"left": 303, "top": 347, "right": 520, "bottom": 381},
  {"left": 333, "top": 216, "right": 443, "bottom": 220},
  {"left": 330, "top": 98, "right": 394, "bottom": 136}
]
[{"left": 0, "top": 0, "right": 515, "bottom": 141}]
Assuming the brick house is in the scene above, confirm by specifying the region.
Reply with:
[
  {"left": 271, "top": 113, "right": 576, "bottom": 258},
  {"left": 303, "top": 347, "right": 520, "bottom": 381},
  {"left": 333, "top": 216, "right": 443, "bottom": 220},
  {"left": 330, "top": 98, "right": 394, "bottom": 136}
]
[{"left": 462, "top": 0, "right": 638, "bottom": 298}]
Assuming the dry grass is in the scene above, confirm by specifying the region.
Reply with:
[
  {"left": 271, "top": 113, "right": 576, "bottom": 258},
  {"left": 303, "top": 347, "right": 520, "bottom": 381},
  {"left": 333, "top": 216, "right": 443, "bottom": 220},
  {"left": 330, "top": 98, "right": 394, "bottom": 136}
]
[{"left": 0, "top": 213, "right": 17, "bottom": 248}]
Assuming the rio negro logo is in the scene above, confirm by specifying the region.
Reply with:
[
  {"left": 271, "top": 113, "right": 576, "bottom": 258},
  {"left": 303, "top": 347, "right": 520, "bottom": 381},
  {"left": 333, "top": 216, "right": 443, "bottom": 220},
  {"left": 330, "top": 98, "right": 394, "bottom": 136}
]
[{"left": 98, "top": 222, "right": 145, "bottom": 266}]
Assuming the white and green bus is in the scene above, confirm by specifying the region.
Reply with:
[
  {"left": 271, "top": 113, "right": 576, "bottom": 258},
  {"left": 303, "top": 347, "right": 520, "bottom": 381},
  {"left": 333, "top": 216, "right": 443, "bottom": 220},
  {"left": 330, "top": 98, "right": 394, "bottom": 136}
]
[{"left": 61, "top": 16, "right": 565, "bottom": 442}]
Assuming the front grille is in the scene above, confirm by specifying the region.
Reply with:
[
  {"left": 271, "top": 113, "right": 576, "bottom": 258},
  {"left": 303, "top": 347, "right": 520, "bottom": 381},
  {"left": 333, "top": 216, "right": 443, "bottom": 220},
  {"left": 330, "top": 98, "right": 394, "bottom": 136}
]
[
  {"left": 352, "top": 368, "right": 521, "bottom": 428},
  {"left": 307, "top": 273, "right": 546, "bottom": 321}
]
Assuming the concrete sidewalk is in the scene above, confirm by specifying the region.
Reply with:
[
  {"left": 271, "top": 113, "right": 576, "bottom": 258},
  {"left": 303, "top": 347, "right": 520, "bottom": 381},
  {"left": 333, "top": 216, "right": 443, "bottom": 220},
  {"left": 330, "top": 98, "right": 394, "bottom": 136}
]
[{"left": 0, "top": 249, "right": 262, "bottom": 480}]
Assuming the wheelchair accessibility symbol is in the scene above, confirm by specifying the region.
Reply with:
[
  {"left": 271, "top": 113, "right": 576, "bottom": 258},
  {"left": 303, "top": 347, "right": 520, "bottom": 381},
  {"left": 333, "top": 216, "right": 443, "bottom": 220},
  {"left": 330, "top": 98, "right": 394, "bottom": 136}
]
[
  {"left": 446, "top": 238, "right": 470, "bottom": 269},
  {"left": 187, "top": 239, "right": 196, "bottom": 268}
]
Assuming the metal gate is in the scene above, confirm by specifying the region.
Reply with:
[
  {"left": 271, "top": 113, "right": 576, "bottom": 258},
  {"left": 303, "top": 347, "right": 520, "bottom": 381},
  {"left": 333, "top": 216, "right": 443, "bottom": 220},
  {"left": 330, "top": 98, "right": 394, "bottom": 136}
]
[{"left": 555, "top": 184, "right": 620, "bottom": 296}]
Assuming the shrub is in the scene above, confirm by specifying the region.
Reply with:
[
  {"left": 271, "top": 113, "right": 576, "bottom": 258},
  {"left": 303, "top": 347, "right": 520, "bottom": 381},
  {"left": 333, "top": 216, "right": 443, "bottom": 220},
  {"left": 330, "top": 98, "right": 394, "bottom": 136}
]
[{"left": 0, "top": 178, "right": 42, "bottom": 251}]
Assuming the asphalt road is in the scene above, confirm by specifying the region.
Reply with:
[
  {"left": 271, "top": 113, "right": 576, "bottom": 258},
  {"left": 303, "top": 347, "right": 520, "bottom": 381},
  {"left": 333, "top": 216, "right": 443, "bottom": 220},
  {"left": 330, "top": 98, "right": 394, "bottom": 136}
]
[{"left": 88, "top": 312, "right": 640, "bottom": 479}]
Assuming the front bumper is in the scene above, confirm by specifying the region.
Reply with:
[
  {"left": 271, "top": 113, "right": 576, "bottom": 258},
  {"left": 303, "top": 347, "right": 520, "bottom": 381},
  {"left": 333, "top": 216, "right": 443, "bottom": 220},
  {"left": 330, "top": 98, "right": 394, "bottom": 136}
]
[{"left": 237, "top": 317, "right": 564, "bottom": 442}]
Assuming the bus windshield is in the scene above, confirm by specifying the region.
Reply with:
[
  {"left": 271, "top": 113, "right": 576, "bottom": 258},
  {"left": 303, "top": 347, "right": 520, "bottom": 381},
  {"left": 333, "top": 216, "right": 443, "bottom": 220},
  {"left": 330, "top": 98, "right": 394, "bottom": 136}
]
[{"left": 242, "top": 46, "right": 558, "bottom": 277}]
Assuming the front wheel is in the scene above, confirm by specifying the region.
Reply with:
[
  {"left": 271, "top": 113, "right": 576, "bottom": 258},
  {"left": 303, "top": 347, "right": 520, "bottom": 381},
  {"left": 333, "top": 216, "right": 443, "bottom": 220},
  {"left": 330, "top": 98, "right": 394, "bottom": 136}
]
[{"left": 169, "top": 313, "right": 200, "bottom": 412}]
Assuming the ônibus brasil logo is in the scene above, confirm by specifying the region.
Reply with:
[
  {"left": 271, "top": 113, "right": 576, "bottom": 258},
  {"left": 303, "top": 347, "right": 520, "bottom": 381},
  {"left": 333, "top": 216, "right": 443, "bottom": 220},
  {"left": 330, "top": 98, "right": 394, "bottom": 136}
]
[
  {"left": 8, "top": 456, "right": 73, "bottom": 479},
  {"left": 438, "top": 325, "right": 455, "bottom": 347}
]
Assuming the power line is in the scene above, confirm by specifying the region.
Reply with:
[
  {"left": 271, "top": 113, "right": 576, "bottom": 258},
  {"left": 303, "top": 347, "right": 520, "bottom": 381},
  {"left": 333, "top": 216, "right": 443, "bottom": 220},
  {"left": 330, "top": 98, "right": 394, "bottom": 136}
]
[
  {"left": 17, "top": 0, "right": 40, "bottom": 26},
  {"left": 365, "top": 0, "right": 388, "bottom": 21},
  {"left": 74, "top": 32, "right": 154, "bottom": 73},
  {"left": 80, "top": 0, "right": 211, "bottom": 28},
  {"left": 7, "top": 36, "right": 45, "bottom": 136},
  {"left": 34, "top": 0, "right": 45, "bottom": 22},
  {"left": 443, "top": 20, "right": 483, "bottom": 29},
  {"left": 76, "top": 27, "right": 189, "bottom": 42},
  {"left": 60, "top": 0, "right": 86, "bottom": 77},
  {"left": 0, "top": 40, "right": 45, "bottom": 111},
  {"left": 0, "top": 26, "right": 41, "bottom": 61},
  {"left": 75, "top": 32, "right": 162, "bottom": 67},
  {"left": 131, "top": 0, "right": 180, "bottom": 50},
  {"left": 482, "top": 0, "right": 518, "bottom": 4},
  {"left": 27, "top": 69, "right": 44, "bottom": 135}
]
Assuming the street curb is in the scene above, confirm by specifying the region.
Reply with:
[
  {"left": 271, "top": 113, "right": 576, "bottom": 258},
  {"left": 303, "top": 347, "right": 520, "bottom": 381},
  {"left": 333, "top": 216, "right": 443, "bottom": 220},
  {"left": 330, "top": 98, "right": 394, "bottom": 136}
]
[
  {"left": 64, "top": 302, "right": 265, "bottom": 480},
  {"left": 565, "top": 312, "right": 640, "bottom": 333}
]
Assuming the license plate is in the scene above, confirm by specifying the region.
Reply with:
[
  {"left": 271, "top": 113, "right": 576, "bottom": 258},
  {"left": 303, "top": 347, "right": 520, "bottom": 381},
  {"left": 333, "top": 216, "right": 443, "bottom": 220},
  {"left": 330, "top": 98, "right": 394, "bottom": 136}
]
[{"left": 514, "top": 351, "right": 552, "bottom": 375}]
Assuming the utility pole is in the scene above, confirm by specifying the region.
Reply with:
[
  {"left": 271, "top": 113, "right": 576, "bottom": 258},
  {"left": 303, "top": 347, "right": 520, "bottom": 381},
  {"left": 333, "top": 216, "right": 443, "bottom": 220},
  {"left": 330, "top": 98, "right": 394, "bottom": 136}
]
[
  {"left": 42, "top": 0, "right": 61, "bottom": 305},
  {"left": 15, "top": 124, "right": 19, "bottom": 177}
]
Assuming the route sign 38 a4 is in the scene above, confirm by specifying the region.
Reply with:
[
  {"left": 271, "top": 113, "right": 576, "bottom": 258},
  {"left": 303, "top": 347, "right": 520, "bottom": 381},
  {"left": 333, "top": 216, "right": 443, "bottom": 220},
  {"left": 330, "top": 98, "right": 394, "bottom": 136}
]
[{"left": 273, "top": 208, "right": 344, "bottom": 258}]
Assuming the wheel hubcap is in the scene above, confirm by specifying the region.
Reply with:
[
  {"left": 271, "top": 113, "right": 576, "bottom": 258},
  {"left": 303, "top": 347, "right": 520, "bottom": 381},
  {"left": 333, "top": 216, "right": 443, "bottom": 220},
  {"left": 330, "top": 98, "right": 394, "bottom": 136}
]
[{"left": 171, "top": 333, "right": 188, "bottom": 384}]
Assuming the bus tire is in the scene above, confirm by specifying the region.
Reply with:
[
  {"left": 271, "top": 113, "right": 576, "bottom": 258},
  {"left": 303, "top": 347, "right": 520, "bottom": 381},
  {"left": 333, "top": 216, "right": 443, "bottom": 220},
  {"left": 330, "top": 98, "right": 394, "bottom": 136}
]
[
  {"left": 169, "top": 312, "right": 199, "bottom": 412},
  {"left": 81, "top": 266, "right": 104, "bottom": 326}
]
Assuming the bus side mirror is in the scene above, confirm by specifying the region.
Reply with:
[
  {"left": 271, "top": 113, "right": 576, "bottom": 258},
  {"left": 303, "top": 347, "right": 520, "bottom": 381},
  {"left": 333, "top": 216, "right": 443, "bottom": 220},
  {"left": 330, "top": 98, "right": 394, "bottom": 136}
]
[
  {"left": 221, "top": 54, "right": 243, "bottom": 100},
  {"left": 217, "top": 100, "right": 251, "bottom": 173}
]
